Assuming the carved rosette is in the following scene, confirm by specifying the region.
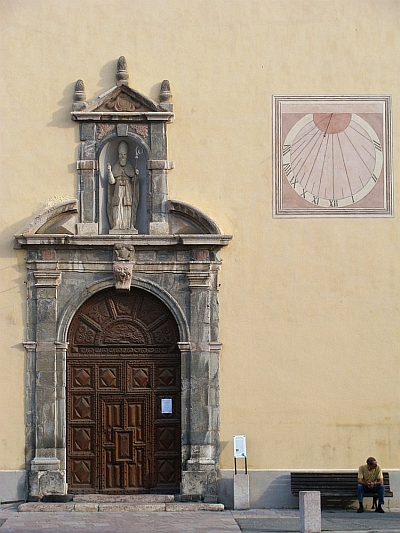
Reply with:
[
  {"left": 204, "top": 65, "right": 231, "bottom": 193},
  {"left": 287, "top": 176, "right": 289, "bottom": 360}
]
[{"left": 104, "top": 93, "right": 137, "bottom": 112}]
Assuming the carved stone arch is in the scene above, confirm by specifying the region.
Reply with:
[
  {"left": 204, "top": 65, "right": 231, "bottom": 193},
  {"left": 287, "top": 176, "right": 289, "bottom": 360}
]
[
  {"left": 130, "top": 277, "right": 190, "bottom": 343},
  {"left": 68, "top": 287, "right": 180, "bottom": 349},
  {"left": 57, "top": 277, "right": 190, "bottom": 346},
  {"left": 167, "top": 200, "right": 223, "bottom": 235},
  {"left": 96, "top": 129, "right": 150, "bottom": 149},
  {"left": 18, "top": 199, "right": 78, "bottom": 235}
]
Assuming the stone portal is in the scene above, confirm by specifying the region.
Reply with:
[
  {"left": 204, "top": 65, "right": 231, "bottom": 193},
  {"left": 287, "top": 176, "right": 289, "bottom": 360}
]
[{"left": 16, "top": 57, "right": 232, "bottom": 502}]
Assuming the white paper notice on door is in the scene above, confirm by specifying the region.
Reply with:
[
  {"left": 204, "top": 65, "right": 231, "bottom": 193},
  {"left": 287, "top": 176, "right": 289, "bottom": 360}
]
[{"left": 161, "top": 398, "right": 173, "bottom": 414}]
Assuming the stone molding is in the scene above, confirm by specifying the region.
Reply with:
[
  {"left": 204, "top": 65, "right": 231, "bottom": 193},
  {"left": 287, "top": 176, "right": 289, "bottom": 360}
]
[
  {"left": 16, "top": 234, "right": 232, "bottom": 247},
  {"left": 15, "top": 200, "right": 77, "bottom": 240},
  {"left": 71, "top": 111, "right": 174, "bottom": 122},
  {"left": 147, "top": 160, "right": 174, "bottom": 170}
]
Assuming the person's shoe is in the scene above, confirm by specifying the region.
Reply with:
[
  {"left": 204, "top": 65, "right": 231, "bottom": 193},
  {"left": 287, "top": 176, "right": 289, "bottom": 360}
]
[
  {"left": 376, "top": 505, "right": 385, "bottom": 513},
  {"left": 357, "top": 504, "right": 364, "bottom": 513}
]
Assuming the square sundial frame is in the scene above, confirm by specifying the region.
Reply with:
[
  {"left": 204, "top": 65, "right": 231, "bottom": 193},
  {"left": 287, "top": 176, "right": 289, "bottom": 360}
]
[{"left": 273, "top": 95, "right": 393, "bottom": 218}]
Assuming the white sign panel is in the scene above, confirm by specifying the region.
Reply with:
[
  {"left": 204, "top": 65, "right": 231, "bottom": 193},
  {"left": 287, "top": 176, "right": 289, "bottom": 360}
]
[
  {"left": 233, "top": 435, "right": 247, "bottom": 458},
  {"left": 161, "top": 398, "right": 173, "bottom": 414}
]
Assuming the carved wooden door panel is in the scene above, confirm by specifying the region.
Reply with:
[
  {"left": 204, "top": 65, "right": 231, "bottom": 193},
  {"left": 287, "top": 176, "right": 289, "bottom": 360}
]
[
  {"left": 100, "top": 395, "right": 149, "bottom": 491},
  {"left": 67, "top": 288, "right": 181, "bottom": 494}
]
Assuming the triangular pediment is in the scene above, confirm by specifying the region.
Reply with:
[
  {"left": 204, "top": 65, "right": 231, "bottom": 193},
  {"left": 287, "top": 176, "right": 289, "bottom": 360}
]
[
  {"left": 86, "top": 85, "right": 160, "bottom": 114},
  {"left": 71, "top": 57, "right": 174, "bottom": 121}
]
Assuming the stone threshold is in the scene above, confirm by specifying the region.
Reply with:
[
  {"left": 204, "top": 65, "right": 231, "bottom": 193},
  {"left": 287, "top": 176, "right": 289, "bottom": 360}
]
[
  {"left": 18, "top": 501, "right": 224, "bottom": 512},
  {"left": 18, "top": 495, "right": 224, "bottom": 512}
]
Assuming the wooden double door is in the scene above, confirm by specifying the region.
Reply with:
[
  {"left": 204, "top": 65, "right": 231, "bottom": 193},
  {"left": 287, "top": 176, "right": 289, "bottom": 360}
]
[{"left": 66, "top": 288, "right": 181, "bottom": 494}]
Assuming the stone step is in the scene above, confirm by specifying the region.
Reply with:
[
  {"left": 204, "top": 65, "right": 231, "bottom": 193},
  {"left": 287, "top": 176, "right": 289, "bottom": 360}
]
[
  {"left": 18, "top": 501, "right": 225, "bottom": 513},
  {"left": 73, "top": 494, "right": 175, "bottom": 503}
]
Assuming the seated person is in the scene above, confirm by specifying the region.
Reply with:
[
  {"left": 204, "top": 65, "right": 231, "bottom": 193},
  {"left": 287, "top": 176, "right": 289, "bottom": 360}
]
[{"left": 357, "top": 457, "right": 385, "bottom": 513}]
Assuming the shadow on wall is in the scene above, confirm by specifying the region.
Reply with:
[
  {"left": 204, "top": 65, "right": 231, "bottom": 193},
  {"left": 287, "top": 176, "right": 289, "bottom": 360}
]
[
  {"left": 217, "top": 471, "right": 298, "bottom": 509},
  {"left": 253, "top": 473, "right": 295, "bottom": 509}
]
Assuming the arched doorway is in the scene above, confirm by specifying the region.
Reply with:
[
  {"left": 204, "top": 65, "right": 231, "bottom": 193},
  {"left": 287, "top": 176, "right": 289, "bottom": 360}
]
[{"left": 66, "top": 287, "right": 181, "bottom": 494}]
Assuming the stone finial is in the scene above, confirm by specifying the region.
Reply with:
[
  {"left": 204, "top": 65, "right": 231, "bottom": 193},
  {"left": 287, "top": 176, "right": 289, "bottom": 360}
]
[
  {"left": 72, "top": 79, "right": 87, "bottom": 111},
  {"left": 116, "top": 56, "right": 129, "bottom": 86},
  {"left": 159, "top": 80, "right": 172, "bottom": 102}
]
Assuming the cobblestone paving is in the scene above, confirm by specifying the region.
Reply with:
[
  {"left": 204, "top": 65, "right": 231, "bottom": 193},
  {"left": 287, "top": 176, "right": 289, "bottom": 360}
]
[
  {"left": 1, "top": 507, "right": 400, "bottom": 533},
  {"left": 0, "top": 510, "right": 241, "bottom": 533}
]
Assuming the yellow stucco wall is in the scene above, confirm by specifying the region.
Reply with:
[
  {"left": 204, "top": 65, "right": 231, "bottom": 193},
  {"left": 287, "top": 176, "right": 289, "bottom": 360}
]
[{"left": 1, "top": 0, "right": 400, "bottom": 472}]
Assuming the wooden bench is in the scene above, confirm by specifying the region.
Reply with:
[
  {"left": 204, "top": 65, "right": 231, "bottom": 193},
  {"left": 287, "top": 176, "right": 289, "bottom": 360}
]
[{"left": 291, "top": 472, "right": 393, "bottom": 508}]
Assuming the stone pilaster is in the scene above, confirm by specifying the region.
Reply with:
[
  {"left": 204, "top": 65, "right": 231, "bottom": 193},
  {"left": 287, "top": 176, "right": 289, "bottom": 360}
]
[
  {"left": 29, "top": 268, "right": 66, "bottom": 499},
  {"left": 181, "top": 264, "right": 219, "bottom": 500},
  {"left": 148, "top": 159, "right": 174, "bottom": 235},
  {"left": 76, "top": 123, "right": 98, "bottom": 235},
  {"left": 178, "top": 341, "right": 192, "bottom": 467},
  {"left": 55, "top": 342, "right": 68, "bottom": 470},
  {"left": 23, "top": 342, "right": 37, "bottom": 466}
]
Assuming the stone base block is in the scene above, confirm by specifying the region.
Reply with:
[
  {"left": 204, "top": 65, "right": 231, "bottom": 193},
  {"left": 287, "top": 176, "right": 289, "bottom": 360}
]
[
  {"left": 300, "top": 491, "right": 321, "bottom": 533},
  {"left": 29, "top": 459, "right": 66, "bottom": 500},
  {"left": 76, "top": 223, "right": 98, "bottom": 235},
  {"left": 234, "top": 473, "right": 250, "bottom": 510},
  {"left": 181, "top": 469, "right": 217, "bottom": 501},
  {"left": 149, "top": 222, "right": 169, "bottom": 235}
]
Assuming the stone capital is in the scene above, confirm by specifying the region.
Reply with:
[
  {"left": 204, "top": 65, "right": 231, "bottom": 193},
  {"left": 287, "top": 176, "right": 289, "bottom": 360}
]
[
  {"left": 209, "top": 342, "right": 222, "bottom": 355},
  {"left": 55, "top": 342, "right": 69, "bottom": 352},
  {"left": 23, "top": 341, "right": 37, "bottom": 352},
  {"left": 187, "top": 272, "right": 210, "bottom": 289},
  {"left": 177, "top": 342, "right": 192, "bottom": 353},
  {"left": 31, "top": 457, "right": 60, "bottom": 472},
  {"left": 33, "top": 271, "right": 61, "bottom": 288}
]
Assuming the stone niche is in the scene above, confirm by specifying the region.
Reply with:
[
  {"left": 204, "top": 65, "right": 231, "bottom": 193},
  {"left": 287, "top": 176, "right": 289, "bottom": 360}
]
[{"left": 15, "top": 57, "right": 232, "bottom": 501}]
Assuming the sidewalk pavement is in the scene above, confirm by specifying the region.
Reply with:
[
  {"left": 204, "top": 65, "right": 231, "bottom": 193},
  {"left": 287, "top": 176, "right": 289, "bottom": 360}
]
[
  {"left": 232, "top": 508, "right": 400, "bottom": 533},
  {"left": 1, "top": 505, "right": 399, "bottom": 533}
]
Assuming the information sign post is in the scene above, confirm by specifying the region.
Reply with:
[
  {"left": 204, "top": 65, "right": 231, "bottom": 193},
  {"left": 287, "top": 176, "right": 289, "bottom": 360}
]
[
  {"left": 233, "top": 435, "right": 247, "bottom": 474},
  {"left": 233, "top": 435, "right": 249, "bottom": 510}
]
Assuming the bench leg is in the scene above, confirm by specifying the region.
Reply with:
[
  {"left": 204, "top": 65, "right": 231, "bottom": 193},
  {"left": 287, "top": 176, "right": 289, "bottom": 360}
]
[{"left": 372, "top": 496, "right": 377, "bottom": 509}]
